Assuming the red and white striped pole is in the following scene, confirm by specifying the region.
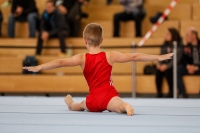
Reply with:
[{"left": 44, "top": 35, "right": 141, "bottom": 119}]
[{"left": 138, "top": 0, "right": 179, "bottom": 46}]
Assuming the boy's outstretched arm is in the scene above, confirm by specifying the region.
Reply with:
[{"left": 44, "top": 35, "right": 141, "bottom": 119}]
[
  {"left": 23, "top": 54, "right": 83, "bottom": 72},
  {"left": 110, "top": 52, "right": 174, "bottom": 63}
]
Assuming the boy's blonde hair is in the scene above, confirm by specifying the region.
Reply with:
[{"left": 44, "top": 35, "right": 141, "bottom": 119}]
[{"left": 83, "top": 23, "right": 103, "bottom": 47}]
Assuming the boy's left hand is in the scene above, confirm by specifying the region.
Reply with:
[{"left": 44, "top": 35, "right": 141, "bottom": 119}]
[
  {"left": 158, "top": 53, "right": 174, "bottom": 61},
  {"left": 23, "top": 66, "right": 41, "bottom": 72}
]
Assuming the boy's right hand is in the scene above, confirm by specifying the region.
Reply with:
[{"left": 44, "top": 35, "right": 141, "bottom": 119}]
[
  {"left": 158, "top": 53, "right": 174, "bottom": 61},
  {"left": 23, "top": 66, "right": 41, "bottom": 72}
]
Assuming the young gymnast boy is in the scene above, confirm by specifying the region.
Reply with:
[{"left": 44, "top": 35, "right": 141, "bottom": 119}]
[{"left": 23, "top": 23, "right": 173, "bottom": 116}]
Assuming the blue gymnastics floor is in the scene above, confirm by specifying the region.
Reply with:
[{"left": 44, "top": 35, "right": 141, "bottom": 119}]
[{"left": 0, "top": 96, "right": 200, "bottom": 133}]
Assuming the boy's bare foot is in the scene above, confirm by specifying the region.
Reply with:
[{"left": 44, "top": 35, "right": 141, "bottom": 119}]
[
  {"left": 123, "top": 103, "right": 134, "bottom": 116},
  {"left": 64, "top": 95, "right": 74, "bottom": 110}
]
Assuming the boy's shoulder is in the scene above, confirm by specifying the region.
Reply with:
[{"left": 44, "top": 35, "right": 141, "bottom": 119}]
[
  {"left": 105, "top": 51, "right": 121, "bottom": 56},
  {"left": 77, "top": 53, "right": 86, "bottom": 62},
  {"left": 105, "top": 51, "right": 121, "bottom": 64},
  {"left": 76, "top": 53, "right": 85, "bottom": 59}
]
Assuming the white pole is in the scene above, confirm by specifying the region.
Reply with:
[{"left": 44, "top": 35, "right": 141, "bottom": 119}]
[
  {"left": 173, "top": 41, "right": 177, "bottom": 99},
  {"left": 132, "top": 42, "right": 136, "bottom": 98}
]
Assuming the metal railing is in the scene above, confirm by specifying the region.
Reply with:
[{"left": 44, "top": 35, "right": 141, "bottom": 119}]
[
  {"left": 173, "top": 41, "right": 177, "bottom": 99},
  {"left": 131, "top": 42, "right": 178, "bottom": 98}
]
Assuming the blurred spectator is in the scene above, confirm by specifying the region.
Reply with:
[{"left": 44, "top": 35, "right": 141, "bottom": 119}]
[
  {"left": 178, "top": 27, "right": 200, "bottom": 98},
  {"left": 113, "top": 0, "right": 146, "bottom": 37},
  {"left": 0, "top": 9, "right": 3, "bottom": 36},
  {"left": 8, "top": 0, "right": 39, "bottom": 38},
  {"left": 156, "top": 28, "right": 183, "bottom": 98},
  {"left": 56, "top": 0, "right": 88, "bottom": 37},
  {"left": 36, "top": 0, "right": 69, "bottom": 56}
]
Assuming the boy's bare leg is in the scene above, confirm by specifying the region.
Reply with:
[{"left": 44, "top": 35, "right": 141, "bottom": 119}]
[
  {"left": 107, "top": 96, "right": 134, "bottom": 116},
  {"left": 64, "top": 95, "right": 88, "bottom": 111}
]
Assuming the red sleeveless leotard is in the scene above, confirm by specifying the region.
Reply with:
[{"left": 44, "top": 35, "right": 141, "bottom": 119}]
[{"left": 83, "top": 52, "right": 119, "bottom": 112}]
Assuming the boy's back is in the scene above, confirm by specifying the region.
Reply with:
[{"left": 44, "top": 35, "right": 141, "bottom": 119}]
[{"left": 83, "top": 52, "right": 114, "bottom": 92}]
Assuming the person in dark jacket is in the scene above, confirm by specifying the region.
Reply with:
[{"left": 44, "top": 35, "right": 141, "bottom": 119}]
[
  {"left": 178, "top": 27, "right": 200, "bottom": 98},
  {"left": 156, "top": 28, "right": 183, "bottom": 98},
  {"left": 113, "top": 0, "right": 146, "bottom": 37},
  {"left": 36, "top": 0, "right": 69, "bottom": 56},
  {"left": 8, "top": 0, "right": 39, "bottom": 37},
  {"left": 56, "top": 0, "right": 88, "bottom": 37}
]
